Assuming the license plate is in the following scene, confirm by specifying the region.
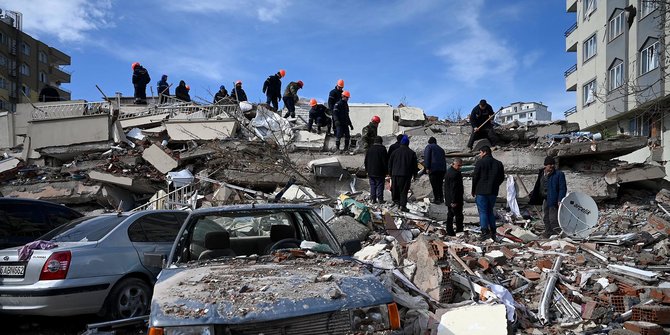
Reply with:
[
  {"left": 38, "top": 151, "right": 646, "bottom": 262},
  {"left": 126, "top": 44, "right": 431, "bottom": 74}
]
[{"left": 0, "top": 263, "right": 26, "bottom": 277}]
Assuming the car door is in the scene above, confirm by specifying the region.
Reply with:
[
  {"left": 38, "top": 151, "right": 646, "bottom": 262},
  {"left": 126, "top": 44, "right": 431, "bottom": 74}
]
[{"left": 128, "top": 212, "right": 184, "bottom": 277}]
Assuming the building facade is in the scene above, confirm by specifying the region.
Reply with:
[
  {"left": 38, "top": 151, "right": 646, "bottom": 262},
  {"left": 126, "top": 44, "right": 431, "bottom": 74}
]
[
  {"left": 495, "top": 102, "right": 552, "bottom": 125},
  {"left": 0, "top": 10, "right": 71, "bottom": 113}
]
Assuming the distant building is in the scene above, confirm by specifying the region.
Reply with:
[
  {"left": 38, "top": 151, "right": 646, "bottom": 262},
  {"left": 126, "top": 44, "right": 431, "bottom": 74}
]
[
  {"left": 0, "top": 10, "right": 71, "bottom": 112},
  {"left": 495, "top": 102, "right": 552, "bottom": 125}
]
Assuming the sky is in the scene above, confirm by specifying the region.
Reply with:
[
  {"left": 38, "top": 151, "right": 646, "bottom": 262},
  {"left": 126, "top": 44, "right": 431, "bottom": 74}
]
[{"left": 3, "top": 0, "right": 577, "bottom": 120}]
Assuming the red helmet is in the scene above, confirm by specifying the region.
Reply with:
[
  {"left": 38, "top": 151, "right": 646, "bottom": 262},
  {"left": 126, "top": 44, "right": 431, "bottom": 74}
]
[
  {"left": 279, "top": 69, "right": 286, "bottom": 77},
  {"left": 310, "top": 98, "right": 317, "bottom": 107},
  {"left": 236, "top": 80, "right": 242, "bottom": 85},
  {"left": 131, "top": 62, "right": 140, "bottom": 69},
  {"left": 371, "top": 115, "right": 381, "bottom": 124},
  {"left": 297, "top": 80, "right": 304, "bottom": 88},
  {"left": 342, "top": 90, "right": 351, "bottom": 98},
  {"left": 185, "top": 85, "right": 190, "bottom": 91},
  {"left": 337, "top": 79, "right": 344, "bottom": 88}
]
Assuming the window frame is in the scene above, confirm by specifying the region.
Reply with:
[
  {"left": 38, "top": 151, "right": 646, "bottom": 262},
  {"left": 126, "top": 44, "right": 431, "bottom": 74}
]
[
  {"left": 640, "top": 0, "right": 658, "bottom": 18},
  {"left": 583, "top": 34, "right": 597, "bottom": 62},
  {"left": 609, "top": 61, "right": 624, "bottom": 91},
  {"left": 21, "top": 42, "right": 30, "bottom": 56},
  {"left": 583, "top": 0, "right": 597, "bottom": 21},
  {"left": 640, "top": 41, "right": 660, "bottom": 75},
  {"left": 583, "top": 79, "right": 597, "bottom": 107},
  {"left": 19, "top": 63, "right": 29, "bottom": 76},
  {"left": 608, "top": 11, "right": 624, "bottom": 42}
]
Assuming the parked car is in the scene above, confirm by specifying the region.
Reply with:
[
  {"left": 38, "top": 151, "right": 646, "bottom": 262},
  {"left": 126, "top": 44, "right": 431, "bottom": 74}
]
[
  {"left": 0, "top": 210, "right": 189, "bottom": 318},
  {"left": 148, "top": 204, "right": 400, "bottom": 334},
  {"left": 0, "top": 197, "right": 83, "bottom": 249}
]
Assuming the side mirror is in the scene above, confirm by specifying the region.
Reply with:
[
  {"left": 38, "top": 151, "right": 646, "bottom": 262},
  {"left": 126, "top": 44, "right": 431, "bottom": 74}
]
[{"left": 341, "top": 240, "right": 362, "bottom": 256}]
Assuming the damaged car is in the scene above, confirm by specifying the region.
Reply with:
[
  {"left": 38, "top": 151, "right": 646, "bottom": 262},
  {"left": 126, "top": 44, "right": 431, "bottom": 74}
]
[{"left": 148, "top": 204, "right": 400, "bottom": 335}]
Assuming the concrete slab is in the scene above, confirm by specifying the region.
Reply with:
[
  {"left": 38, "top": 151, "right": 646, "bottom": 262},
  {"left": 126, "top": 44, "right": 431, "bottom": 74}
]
[
  {"left": 548, "top": 137, "right": 648, "bottom": 160},
  {"left": 142, "top": 144, "right": 178, "bottom": 174},
  {"left": 28, "top": 114, "right": 111, "bottom": 149},
  {"left": 164, "top": 119, "right": 238, "bottom": 141},
  {"left": 0, "top": 181, "right": 102, "bottom": 204},
  {"left": 293, "top": 130, "right": 326, "bottom": 151},
  {"left": 327, "top": 215, "right": 371, "bottom": 243},
  {"left": 604, "top": 164, "right": 666, "bottom": 184},
  {"left": 349, "top": 103, "right": 395, "bottom": 136},
  {"left": 437, "top": 304, "right": 507, "bottom": 335},
  {"left": 88, "top": 170, "right": 134, "bottom": 187},
  {"left": 397, "top": 107, "right": 426, "bottom": 126},
  {"left": 406, "top": 235, "right": 445, "bottom": 302}
]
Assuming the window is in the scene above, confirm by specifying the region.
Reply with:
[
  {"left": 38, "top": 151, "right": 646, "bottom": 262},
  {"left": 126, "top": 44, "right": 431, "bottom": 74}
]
[
  {"left": 40, "top": 216, "right": 126, "bottom": 242},
  {"left": 583, "top": 0, "right": 597, "bottom": 20},
  {"left": 583, "top": 80, "right": 597, "bottom": 106},
  {"left": 609, "top": 11, "right": 624, "bottom": 41},
  {"left": 21, "top": 42, "right": 29, "bottom": 55},
  {"left": 19, "top": 63, "right": 29, "bottom": 76},
  {"left": 519, "top": 113, "right": 527, "bottom": 119},
  {"left": 128, "top": 213, "right": 182, "bottom": 243},
  {"left": 0, "top": 54, "right": 6, "bottom": 68},
  {"left": 0, "top": 204, "right": 47, "bottom": 239},
  {"left": 641, "top": 0, "right": 658, "bottom": 17},
  {"left": 38, "top": 51, "right": 48, "bottom": 64},
  {"left": 584, "top": 34, "right": 597, "bottom": 61},
  {"left": 39, "top": 71, "right": 47, "bottom": 83},
  {"left": 640, "top": 41, "right": 659, "bottom": 74},
  {"left": 0, "top": 77, "right": 7, "bottom": 90},
  {"left": 45, "top": 206, "right": 82, "bottom": 228},
  {"left": 609, "top": 61, "right": 624, "bottom": 91}
]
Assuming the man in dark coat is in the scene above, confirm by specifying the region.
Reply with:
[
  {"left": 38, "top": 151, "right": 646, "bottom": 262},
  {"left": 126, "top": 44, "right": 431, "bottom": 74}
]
[
  {"left": 467, "top": 99, "right": 498, "bottom": 150},
  {"left": 328, "top": 79, "right": 344, "bottom": 130},
  {"left": 361, "top": 116, "right": 381, "bottom": 151},
  {"left": 364, "top": 136, "right": 388, "bottom": 204},
  {"left": 175, "top": 80, "right": 191, "bottom": 102},
  {"left": 263, "top": 69, "right": 285, "bottom": 111},
  {"left": 132, "top": 62, "right": 151, "bottom": 105},
  {"left": 333, "top": 90, "right": 353, "bottom": 153},
  {"left": 157, "top": 75, "right": 170, "bottom": 104},
  {"left": 423, "top": 137, "right": 447, "bottom": 204},
  {"left": 282, "top": 80, "right": 303, "bottom": 118},
  {"left": 388, "top": 134, "right": 403, "bottom": 159},
  {"left": 213, "top": 85, "right": 228, "bottom": 103},
  {"left": 230, "top": 81, "right": 247, "bottom": 102},
  {"left": 388, "top": 135, "right": 419, "bottom": 212},
  {"left": 529, "top": 156, "right": 567, "bottom": 238},
  {"left": 307, "top": 99, "right": 331, "bottom": 134},
  {"left": 472, "top": 145, "right": 505, "bottom": 241},
  {"left": 444, "top": 158, "right": 464, "bottom": 236}
]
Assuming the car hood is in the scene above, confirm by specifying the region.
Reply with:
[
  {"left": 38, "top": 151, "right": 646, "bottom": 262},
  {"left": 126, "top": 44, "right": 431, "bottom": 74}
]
[{"left": 150, "top": 256, "right": 393, "bottom": 327}]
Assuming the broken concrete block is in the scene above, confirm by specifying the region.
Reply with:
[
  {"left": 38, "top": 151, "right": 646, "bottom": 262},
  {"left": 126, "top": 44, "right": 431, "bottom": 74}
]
[
  {"left": 604, "top": 164, "right": 666, "bottom": 185},
  {"left": 164, "top": 119, "right": 238, "bottom": 141},
  {"left": 98, "top": 185, "right": 135, "bottom": 211},
  {"left": 0, "top": 157, "right": 23, "bottom": 182},
  {"left": 293, "top": 131, "right": 326, "bottom": 151},
  {"left": 548, "top": 136, "right": 648, "bottom": 161},
  {"left": 624, "top": 321, "right": 665, "bottom": 335},
  {"left": 427, "top": 203, "right": 449, "bottom": 220},
  {"left": 142, "top": 144, "right": 178, "bottom": 174},
  {"left": 280, "top": 184, "right": 319, "bottom": 201},
  {"left": 655, "top": 188, "right": 670, "bottom": 204},
  {"left": 523, "top": 270, "right": 541, "bottom": 281},
  {"left": 327, "top": 215, "right": 371, "bottom": 243},
  {"left": 28, "top": 113, "right": 111, "bottom": 149},
  {"left": 647, "top": 214, "right": 670, "bottom": 235},
  {"left": 510, "top": 227, "right": 539, "bottom": 242},
  {"left": 397, "top": 106, "right": 426, "bottom": 126},
  {"left": 437, "top": 304, "right": 507, "bottom": 335},
  {"left": 308, "top": 157, "right": 348, "bottom": 178},
  {"left": 406, "top": 235, "right": 444, "bottom": 302},
  {"left": 0, "top": 181, "right": 101, "bottom": 205}
]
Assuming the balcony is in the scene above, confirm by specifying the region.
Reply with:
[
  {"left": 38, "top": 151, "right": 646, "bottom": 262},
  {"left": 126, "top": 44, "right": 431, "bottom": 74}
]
[
  {"left": 565, "top": 64, "right": 577, "bottom": 91},
  {"left": 48, "top": 46, "right": 71, "bottom": 66},
  {"left": 49, "top": 65, "right": 71, "bottom": 84},
  {"left": 564, "top": 106, "right": 577, "bottom": 117},
  {"left": 565, "top": 22, "right": 578, "bottom": 52},
  {"left": 567, "top": 0, "right": 577, "bottom": 12}
]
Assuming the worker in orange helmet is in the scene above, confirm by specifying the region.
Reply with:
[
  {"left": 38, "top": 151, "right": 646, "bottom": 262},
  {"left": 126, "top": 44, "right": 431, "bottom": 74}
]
[
  {"left": 263, "top": 69, "right": 285, "bottom": 111},
  {"left": 328, "top": 79, "right": 345, "bottom": 111},
  {"left": 131, "top": 62, "right": 151, "bottom": 105},
  {"left": 231, "top": 80, "right": 247, "bottom": 102},
  {"left": 361, "top": 115, "right": 381, "bottom": 152},
  {"left": 282, "top": 80, "right": 303, "bottom": 118},
  {"left": 307, "top": 98, "right": 332, "bottom": 135},
  {"left": 333, "top": 90, "right": 353, "bottom": 153}
]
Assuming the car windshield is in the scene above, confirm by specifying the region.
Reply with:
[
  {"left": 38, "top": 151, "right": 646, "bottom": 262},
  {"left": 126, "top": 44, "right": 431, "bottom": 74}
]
[{"left": 40, "top": 215, "right": 126, "bottom": 242}]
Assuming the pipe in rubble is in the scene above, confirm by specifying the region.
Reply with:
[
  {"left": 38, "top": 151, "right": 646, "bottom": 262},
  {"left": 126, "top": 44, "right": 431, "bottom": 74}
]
[{"left": 538, "top": 256, "right": 563, "bottom": 325}]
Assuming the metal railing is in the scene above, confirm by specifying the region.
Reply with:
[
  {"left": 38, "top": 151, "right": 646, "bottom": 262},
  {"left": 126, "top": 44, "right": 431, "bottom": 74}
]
[
  {"left": 31, "top": 101, "right": 110, "bottom": 120},
  {"left": 131, "top": 182, "right": 198, "bottom": 212},
  {"left": 564, "top": 106, "right": 577, "bottom": 117},
  {"left": 564, "top": 22, "right": 578, "bottom": 37},
  {"left": 564, "top": 64, "right": 577, "bottom": 77}
]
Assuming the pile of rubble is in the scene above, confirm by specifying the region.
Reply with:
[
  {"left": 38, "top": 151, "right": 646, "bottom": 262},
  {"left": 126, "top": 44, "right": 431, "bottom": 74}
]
[{"left": 1, "top": 95, "right": 669, "bottom": 334}]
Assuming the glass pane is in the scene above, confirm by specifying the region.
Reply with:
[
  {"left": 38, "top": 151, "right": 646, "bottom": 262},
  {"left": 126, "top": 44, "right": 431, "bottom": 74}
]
[{"left": 41, "top": 216, "right": 126, "bottom": 242}]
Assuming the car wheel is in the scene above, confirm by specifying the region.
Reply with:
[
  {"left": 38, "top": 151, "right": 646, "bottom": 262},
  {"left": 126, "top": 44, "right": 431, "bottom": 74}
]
[{"left": 106, "top": 278, "right": 152, "bottom": 319}]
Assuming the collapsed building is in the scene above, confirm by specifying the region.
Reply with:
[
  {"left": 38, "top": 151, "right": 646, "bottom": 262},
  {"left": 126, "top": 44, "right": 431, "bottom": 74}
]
[{"left": 1, "top": 94, "right": 669, "bottom": 334}]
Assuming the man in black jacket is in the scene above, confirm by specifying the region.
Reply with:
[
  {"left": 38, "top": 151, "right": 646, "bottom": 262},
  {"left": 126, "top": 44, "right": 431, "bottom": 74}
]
[
  {"left": 231, "top": 81, "right": 247, "bottom": 102},
  {"left": 175, "top": 80, "right": 191, "bottom": 102},
  {"left": 472, "top": 145, "right": 505, "bottom": 241},
  {"left": 328, "top": 79, "right": 344, "bottom": 131},
  {"left": 423, "top": 137, "right": 447, "bottom": 204},
  {"left": 388, "top": 135, "right": 418, "bottom": 212},
  {"left": 213, "top": 85, "right": 228, "bottom": 103},
  {"left": 132, "top": 62, "right": 151, "bottom": 105},
  {"left": 333, "top": 90, "right": 353, "bottom": 153},
  {"left": 467, "top": 99, "right": 499, "bottom": 150},
  {"left": 262, "top": 69, "right": 285, "bottom": 111},
  {"left": 388, "top": 134, "right": 403, "bottom": 158},
  {"left": 157, "top": 74, "right": 170, "bottom": 104},
  {"left": 364, "top": 136, "right": 388, "bottom": 204},
  {"left": 444, "top": 158, "right": 464, "bottom": 236},
  {"left": 307, "top": 99, "right": 331, "bottom": 134}
]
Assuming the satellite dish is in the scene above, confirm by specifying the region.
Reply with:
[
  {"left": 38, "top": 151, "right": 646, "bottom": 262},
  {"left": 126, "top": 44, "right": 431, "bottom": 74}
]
[{"left": 558, "top": 192, "right": 598, "bottom": 238}]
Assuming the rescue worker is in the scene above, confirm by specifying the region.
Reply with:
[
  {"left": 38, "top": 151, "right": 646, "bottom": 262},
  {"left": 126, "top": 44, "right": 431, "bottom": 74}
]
[
  {"left": 231, "top": 81, "right": 247, "bottom": 102},
  {"left": 131, "top": 62, "right": 151, "bottom": 105},
  {"left": 467, "top": 99, "right": 499, "bottom": 150},
  {"left": 307, "top": 98, "right": 331, "bottom": 135},
  {"left": 157, "top": 74, "right": 170, "bottom": 104},
  {"left": 333, "top": 90, "right": 353, "bottom": 153},
  {"left": 388, "top": 135, "right": 419, "bottom": 212},
  {"left": 361, "top": 116, "right": 381, "bottom": 151},
  {"left": 282, "top": 80, "right": 303, "bottom": 118},
  {"left": 175, "top": 80, "right": 191, "bottom": 102},
  {"left": 213, "top": 85, "right": 228, "bottom": 103},
  {"left": 328, "top": 79, "right": 345, "bottom": 131},
  {"left": 364, "top": 136, "right": 388, "bottom": 204},
  {"left": 263, "top": 69, "right": 285, "bottom": 111}
]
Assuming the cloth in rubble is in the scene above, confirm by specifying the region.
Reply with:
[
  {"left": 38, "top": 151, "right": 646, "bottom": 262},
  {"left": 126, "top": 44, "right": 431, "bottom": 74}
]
[
  {"left": 18, "top": 240, "right": 58, "bottom": 261},
  {"left": 338, "top": 194, "right": 372, "bottom": 224}
]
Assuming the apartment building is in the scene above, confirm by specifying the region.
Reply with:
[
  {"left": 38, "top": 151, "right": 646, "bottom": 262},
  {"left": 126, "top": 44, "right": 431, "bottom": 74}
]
[
  {"left": 0, "top": 10, "right": 71, "bottom": 113},
  {"left": 495, "top": 101, "right": 552, "bottom": 125}
]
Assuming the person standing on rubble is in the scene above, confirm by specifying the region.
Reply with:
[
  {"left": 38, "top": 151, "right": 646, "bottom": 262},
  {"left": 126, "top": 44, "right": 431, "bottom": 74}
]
[
  {"left": 361, "top": 116, "right": 381, "bottom": 151},
  {"left": 282, "top": 80, "right": 303, "bottom": 118},
  {"left": 157, "top": 74, "right": 170, "bottom": 104},
  {"left": 529, "top": 156, "right": 567, "bottom": 238},
  {"left": 328, "top": 79, "right": 345, "bottom": 130},
  {"left": 263, "top": 69, "right": 285, "bottom": 111},
  {"left": 333, "top": 90, "right": 353, "bottom": 153},
  {"left": 423, "top": 137, "right": 447, "bottom": 204},
  {"left": 231, "top": 81, "right": 248, "bottom": 102},
  {"left": 175, "top": 80, "right": 191, "bottom": 102},
  {"left": 388, "top": 134, "right": 404, "bottom": 202},
  {"left": 365, "top": 136, "right": 388, "bottom": 204},
  {"left": 307, "top": 99, "right": 331, "bottom": 135},
  {"left": 131, "top": 62, "right": 151, "bottom": 105},
  {"left": 388, "top": 135, "right": 419, "bottom": 212},
  {"left": 467, "top": 99, "right": 499, "bottom": 150},
  {"left": 213, "top": 85, "right": 228, "bottom": 103},
  {"left": 444, "top": 158, "right": 464, "bottom": 236},
  {"left": 472, "top": 145, "right": 505, "bottom": 242}
]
